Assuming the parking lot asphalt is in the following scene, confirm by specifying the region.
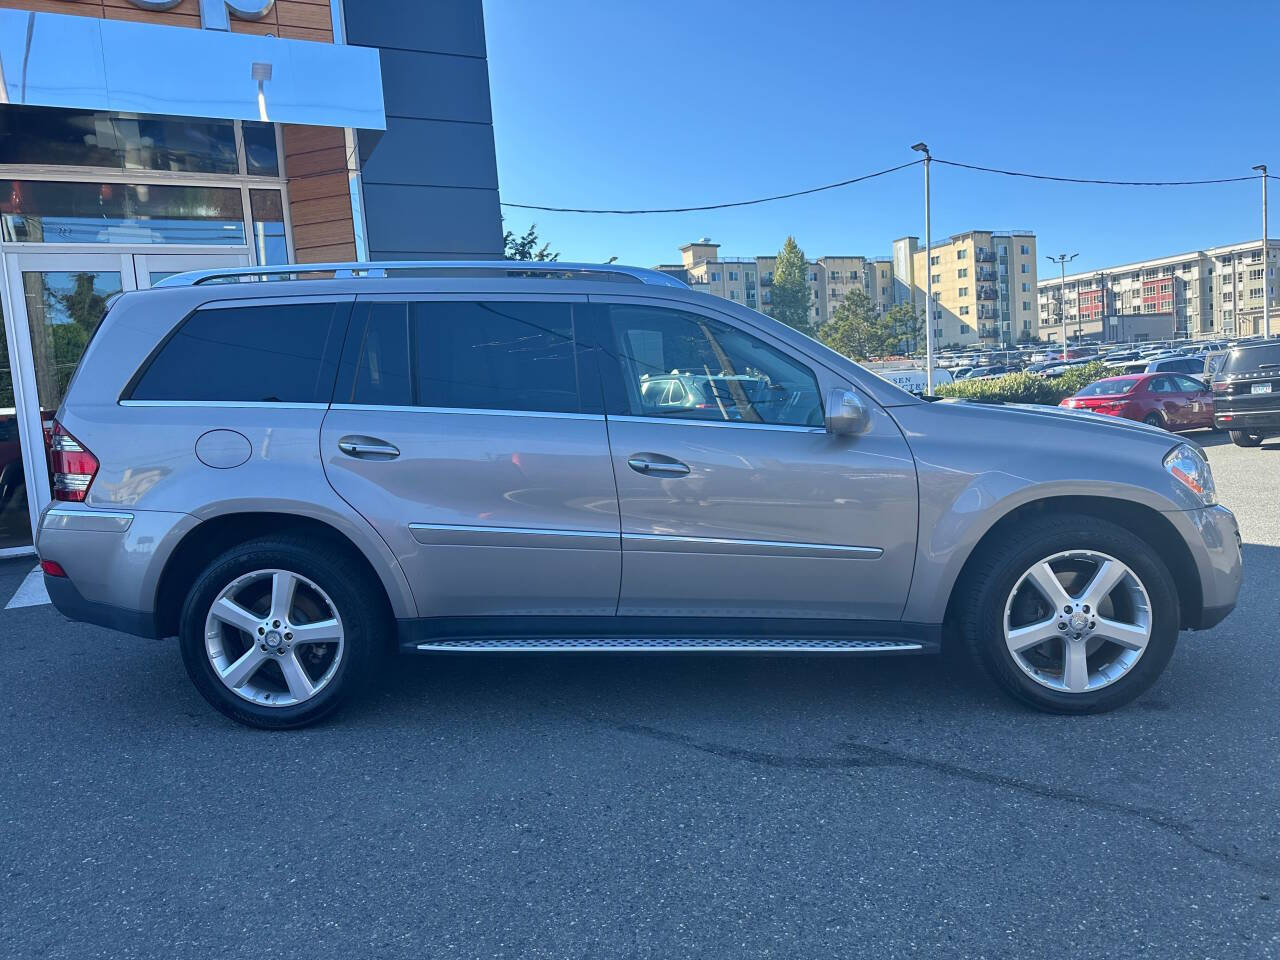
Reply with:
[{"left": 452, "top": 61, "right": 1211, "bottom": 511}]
[{"left": 2, "top": 432, "right": 1277, "bottom": 960}]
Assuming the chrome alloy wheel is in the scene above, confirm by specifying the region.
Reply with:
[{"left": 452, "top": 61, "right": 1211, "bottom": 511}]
[
  {"left": 1003, "top": 550, "right": 1153, "bottom": 694},
  {"left": 204, "top": 569, "right": 345, "bottom": 707}
]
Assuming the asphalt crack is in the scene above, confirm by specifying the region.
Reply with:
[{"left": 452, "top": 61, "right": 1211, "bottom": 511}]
[{"left": 615, "top": 722, "right": 1279, "bottom": 880}]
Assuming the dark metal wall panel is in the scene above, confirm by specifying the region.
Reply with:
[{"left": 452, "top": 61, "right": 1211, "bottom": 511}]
[{"left": 345, "top": 0, "right": 503, "bottom": 259}]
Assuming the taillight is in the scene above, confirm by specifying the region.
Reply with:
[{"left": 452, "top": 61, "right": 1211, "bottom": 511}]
[
  {"left": 40, "top": 559, "right": 67, "bottom": 578},
  {"left": 1211, "top": 380, "right": 1229, "bottom": 393},
  {"left": 48, "top": 420, "right": 99, "bottom": 502}
]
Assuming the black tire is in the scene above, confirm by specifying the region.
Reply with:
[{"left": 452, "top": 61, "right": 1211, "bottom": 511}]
[
  {"left": 178, "top": 536, "right": 383, "bottom": 729},
  {"left": 1142, "top": 412, "right": 1165, "bottom": 428},
  {"left": 1229, "top": 430, "right": 1264, "bottom": 448},
  {"left": 960, "top": 514, "right": 1179, "bottom": 714}
]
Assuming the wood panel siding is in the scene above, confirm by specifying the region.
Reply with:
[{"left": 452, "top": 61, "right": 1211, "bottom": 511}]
[
  {"left": 281, "top": 124, "right": 356, "bottom": 263},
  {"left": 0, "top": 0, "right": 333, "bottom": 41}
]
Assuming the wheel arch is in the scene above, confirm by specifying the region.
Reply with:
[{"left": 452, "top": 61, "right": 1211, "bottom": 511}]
[
  {"left": 153, "top": 511, "right": 412, "bottom": 639},
  {"left": 943, "top": 495, "right": 1202, "bottom": 631}
]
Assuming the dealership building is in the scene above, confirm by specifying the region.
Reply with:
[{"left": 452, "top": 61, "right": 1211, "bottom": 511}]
[{"left": 0, "top": 0, "right": 503, "bottom": 554}]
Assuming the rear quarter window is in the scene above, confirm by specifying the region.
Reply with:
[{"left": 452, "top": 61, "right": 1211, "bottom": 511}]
[{"left": 128, "top": 301, "right": 349, "bottom": 403}]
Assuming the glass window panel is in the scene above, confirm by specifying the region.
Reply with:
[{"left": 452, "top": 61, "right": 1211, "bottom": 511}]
[
  {"left": 22, "top": 270, "right": 123, "bottom": 413},
  {"left": 608, "top": 305, "right": 823, "bottom": 427},
  {"left": 0, "top": 105, "right": 238, "bottom": 174},
  {"left": 249, "top": 189, "right": 288, "bottom": 265},
  {"left": 130, "top": 303, "right": 347, "bottom": 403},
  {"left": 410, "top": 301, "right": 581, "bottom": 413},
  {"left": 1, "top": 180, "right": 245, "bottom": 245},
  {"left": 339, "top": 302, "right": 413, "bottom": 406},
  {"left": 0, "top": 295, "right": 34, "bottom": 549},
  {"left": 242, "top": 121, "right": 281, "bottom": 177}
]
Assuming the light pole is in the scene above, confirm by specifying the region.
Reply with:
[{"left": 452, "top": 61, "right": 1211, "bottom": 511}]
[
  {"left": 1044, "top": 253, "right": 1075, "bottom": 363},
  {"left": 912, "top": 142, "right": 933, "bottom": 390},
  {"left": 1254, "top": 164, "right": 1269, "bottom": 338}
]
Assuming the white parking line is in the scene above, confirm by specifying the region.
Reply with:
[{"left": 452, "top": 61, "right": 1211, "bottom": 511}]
[{"left": 5, "top": 566, "right": 50, "bottom": 610}]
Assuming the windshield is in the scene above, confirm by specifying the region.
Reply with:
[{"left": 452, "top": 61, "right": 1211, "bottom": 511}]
[{"left": 1076, "top": 378, "right": 1139, "bottom": 397}]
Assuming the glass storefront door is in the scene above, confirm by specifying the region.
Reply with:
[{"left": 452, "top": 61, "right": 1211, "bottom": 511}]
[{"left": 0, "top": 250, "right": 249, "bottom": 554}]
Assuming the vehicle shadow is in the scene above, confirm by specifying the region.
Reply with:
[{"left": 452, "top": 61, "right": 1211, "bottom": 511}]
[{"left": 1195, "top": 429, "right": 1280, "bottom": 451}]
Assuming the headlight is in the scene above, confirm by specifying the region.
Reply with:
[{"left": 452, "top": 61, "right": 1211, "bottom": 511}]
[{"left": 1164, "top": 443, "right": 1216, "bottom": 505}]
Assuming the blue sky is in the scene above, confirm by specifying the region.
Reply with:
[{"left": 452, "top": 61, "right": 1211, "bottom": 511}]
[{"left": 483, "top": 0, "right": 1278, "bottom": 274}]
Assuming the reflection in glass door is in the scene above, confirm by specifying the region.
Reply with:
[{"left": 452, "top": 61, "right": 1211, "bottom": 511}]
[
  {"left": 0, "top": 295, "right": 31, "bottom": 552},
  {"left": 0, "top": 251, "right": 248, "bottom": 553}
]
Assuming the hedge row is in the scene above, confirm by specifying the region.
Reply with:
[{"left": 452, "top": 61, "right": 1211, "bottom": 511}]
[{"left": 935, "top": 361, "right": 1120, "bottom": 405}]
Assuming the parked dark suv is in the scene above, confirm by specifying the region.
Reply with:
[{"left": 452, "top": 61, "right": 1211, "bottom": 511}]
[{"left": 1212, "top": 340, "right": 1280, "bottom": 446}]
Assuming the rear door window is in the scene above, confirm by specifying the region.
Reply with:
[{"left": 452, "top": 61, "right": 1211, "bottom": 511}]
[
  {"left": 336, "top": 300, "right": 594, "bottom": 414},
  {"left": 129, "top": 301, "right": 349, "bottom": 403}
]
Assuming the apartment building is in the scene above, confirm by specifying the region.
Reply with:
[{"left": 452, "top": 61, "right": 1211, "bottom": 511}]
[
  {"left": 894, "top": 231, "right": 1039, "bottom": 348},
  {"left": 1036, "top": 238, "right": 1279, "bottom": 342},
  {"left": 656, "top": 242, "right": 896, "bottom": 327}
]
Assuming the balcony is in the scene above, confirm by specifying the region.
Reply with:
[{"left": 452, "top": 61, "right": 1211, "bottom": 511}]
[
  {"left": 976, "top": 250, "right": 996, "bottom": 263},
  {"left": 977, "top": 306, "right": 997, "bottom": 321},
  {"left": 977, "top": 286, "right": 998, "bottom": 300},
  {"left": 977, "top": 268, "right": 997, "bottom": 283}
]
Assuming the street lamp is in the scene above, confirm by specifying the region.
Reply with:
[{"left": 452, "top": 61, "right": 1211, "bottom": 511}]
[
  {"left": 1254, "top": 164, "right": 1269, "bottom": 338},
  {"left": 911, "top": 142, "right": 933, "bottom": 390},
  {"left": 1046, "top": 253, "right": 1078, "bottom": 361}
]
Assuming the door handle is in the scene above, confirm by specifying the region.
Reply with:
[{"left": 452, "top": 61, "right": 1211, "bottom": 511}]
[
  {"left": 627, "top": 454, "right": 691, "bottom": 477},
  {"left": 338, "top": 436, "right": 400, "bottom": 459}
]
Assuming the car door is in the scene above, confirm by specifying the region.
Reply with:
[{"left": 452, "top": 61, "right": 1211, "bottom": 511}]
[
  {"left": 321, "top": 295, "right": 621, "bottom": 618},
  {"left": 591, "top": 298, "right": 918, "bottom": 622},
  {"left": 1147, "top": 374, "right": 1190, "bottom": 428},
  {"left": 1175, "top": 375, "right": 1214, "bottom": 428}
]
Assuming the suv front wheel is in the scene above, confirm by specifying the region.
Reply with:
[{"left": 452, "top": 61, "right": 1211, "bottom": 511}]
[
  {"left": 961, "top": 514, "right": 1179, "bottom": 713},
  {"left": 178, "top": 537, "right": 380, "bottom": 728}
]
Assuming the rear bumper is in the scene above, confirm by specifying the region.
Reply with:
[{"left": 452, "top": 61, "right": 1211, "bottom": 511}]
[
  {"left": 1214, "top": 407, "right": 1280, "bottom": 433},
  {"left": 44, "top": 573, "right": 158, "bottom": 638},
  {"left": 36, "top": 505, "right": 196, "bottom": 638}
]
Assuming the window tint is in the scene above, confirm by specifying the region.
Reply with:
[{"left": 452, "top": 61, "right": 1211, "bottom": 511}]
[
  {"left": 1148, "top": 376, "right": 1179, "bottom": 394},
  {"left": 338, "top": 300, "right": 584, "bottom": 414},
  {"left": 131, "top": 302, "right": 347, "bottom": 402},
  {"left": 607, "top": 305, "right": 823, "bottom": 427},
  {"left": 339, "top": 302, "right": 413, "bottom": 406},
  {"left": 1175, "top": 375, "right": 1206, "bottom": 393},
  {"left": 1223, "top": 343, "right": 1280, "bottom": 373}
]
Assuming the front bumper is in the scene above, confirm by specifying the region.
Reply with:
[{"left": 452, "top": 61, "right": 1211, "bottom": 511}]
[{"left": 1167, "top": 503, "right": 1242, "bottom": 630}]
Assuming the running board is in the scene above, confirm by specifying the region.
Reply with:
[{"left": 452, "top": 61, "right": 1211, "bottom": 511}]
[{"left": 414, "top": 637, "right": 924, "bottom": 653}]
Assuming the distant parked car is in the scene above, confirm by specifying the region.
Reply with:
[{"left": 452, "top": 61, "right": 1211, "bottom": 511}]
[
  {"left": 1061, "top": 373, "right": 1215, "bottom": 431},
  {"left": 1144, "top": 356, "right": 1208, "bottom": 375},
  {"left": 967, "top": 364, "right": 1016, "bottom": 380},
  {"left": 952, "top": 366, "right": 974, "bottom": 380},
  {"left": 1211, "top": 340, "right": 1280, "bottom": 446}
]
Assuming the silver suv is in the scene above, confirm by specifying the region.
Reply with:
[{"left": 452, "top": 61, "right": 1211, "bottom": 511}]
[{"left": 37, "top": 262, "right": 1242, "bottom": 728}]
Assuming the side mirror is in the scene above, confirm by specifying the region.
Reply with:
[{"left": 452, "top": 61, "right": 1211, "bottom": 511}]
[{"left": 825, "top": 388, "right": 871, "bottom": 437}]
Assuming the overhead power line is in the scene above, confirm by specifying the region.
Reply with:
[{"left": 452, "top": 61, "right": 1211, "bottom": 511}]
[
  {"left": 932, "top": 158, "right": 1262, "bottom": 187},
  {"left": 499, "top": 160, "right": 922, "bottom": 214},
  {"left": 500, "top": 156, "right": 1265, "bottom": 215}
]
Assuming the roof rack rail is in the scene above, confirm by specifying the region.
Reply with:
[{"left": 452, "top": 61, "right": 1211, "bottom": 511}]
[{"left": 151, "top": 260, "right": 689, "bottom": 289}]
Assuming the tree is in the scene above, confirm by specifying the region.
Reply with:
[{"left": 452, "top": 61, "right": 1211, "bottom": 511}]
[
  {"left": 819, "top": 288, "right": 888, "bottom": 360},
  {"left": 503, "top": 222, "right": 559, "bottom": 261},
  {"left": 768, "top": 236, "right": 814, "bottom": 336},
  {"left": 883, "top": 302, "right": 924, "bottom": 356}
]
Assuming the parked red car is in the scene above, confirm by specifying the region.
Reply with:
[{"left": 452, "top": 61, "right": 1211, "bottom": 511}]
[{"left": 1060, "top": 373, "right": 1215, "bottom": 431}]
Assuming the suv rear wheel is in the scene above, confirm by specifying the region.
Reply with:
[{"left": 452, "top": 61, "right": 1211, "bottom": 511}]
[
  {"left": 961, "top": 514, "right": 1178, "bottom": 713},
  {"left": 1229, "top": 430, "right": 1264, "bottom": 447},
  {"left": 178, "top": 537, "right": 381, "bottom": 728}
]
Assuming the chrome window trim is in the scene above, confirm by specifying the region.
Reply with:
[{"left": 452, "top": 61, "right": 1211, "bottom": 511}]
[
  {"left": 622, "top": 532, "right": 883, "bottom": 560},
  {"left": 330, "top": 403, "right": 604, "bottom": 421},
  {"left": 606, "top": 414, "right": 824, "bottom": 434},
  {"left": 118, "top": 400, "right": 329, "bottom": 409}
]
